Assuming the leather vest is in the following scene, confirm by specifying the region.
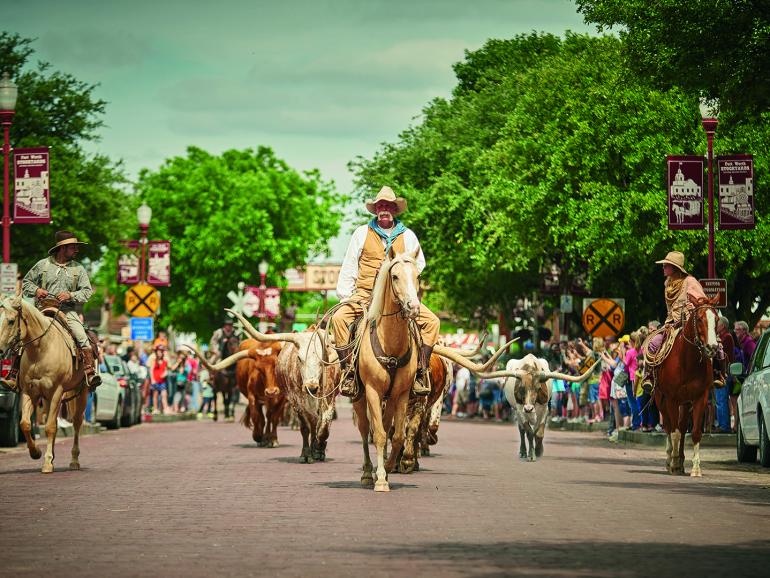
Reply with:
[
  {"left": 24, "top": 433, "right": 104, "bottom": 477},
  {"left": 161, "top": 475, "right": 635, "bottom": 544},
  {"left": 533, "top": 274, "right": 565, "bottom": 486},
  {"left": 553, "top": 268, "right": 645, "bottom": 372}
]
[{"left": 354, "top": 227, "right": 406, "bottom": 294}]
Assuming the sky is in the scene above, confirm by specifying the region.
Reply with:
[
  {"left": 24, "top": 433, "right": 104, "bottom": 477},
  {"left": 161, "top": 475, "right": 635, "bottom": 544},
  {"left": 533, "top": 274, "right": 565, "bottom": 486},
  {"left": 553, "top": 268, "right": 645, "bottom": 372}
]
[{"left": 5, "top": 0, "right": 593, "bottom": 259}]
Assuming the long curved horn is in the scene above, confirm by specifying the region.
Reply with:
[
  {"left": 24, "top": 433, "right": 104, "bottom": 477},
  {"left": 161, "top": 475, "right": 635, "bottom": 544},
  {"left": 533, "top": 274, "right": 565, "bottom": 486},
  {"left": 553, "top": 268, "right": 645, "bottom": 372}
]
[
  {"left": 433, "top": 338, "right": 518, "bottom": 373},
  {"left": 453, "top": 331, "right": 488, "bottom": 358},
  {"left": 225, "top": 308, "right": 299, "bottom": 347},
  {"left": 183, "top": 345, "right": 251, "bottom": 372},
  {"left": 539, "top": 359, "right": 601, "bottom": 383},
  {"left": 475, "top": 369, "right": 528, "bottom": 380}
]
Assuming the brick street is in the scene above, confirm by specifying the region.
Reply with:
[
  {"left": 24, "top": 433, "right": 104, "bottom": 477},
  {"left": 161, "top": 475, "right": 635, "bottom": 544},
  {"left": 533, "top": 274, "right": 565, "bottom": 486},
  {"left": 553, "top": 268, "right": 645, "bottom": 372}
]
[{"left": 0, "top": 404, "right": 768, "bottom": 577}]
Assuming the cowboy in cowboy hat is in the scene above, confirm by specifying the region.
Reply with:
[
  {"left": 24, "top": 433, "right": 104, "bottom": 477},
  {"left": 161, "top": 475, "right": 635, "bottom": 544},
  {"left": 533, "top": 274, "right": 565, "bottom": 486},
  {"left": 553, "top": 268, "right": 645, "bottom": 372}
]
[
  {"left": 640, "top": 251, "right": 723, "bottom": 392},
  {"left": 331, "top": 185, "right": 439, "bottom": 397},
  {"left": 3, "top": 231, "right": 102, "bottom": 391},
  {"left": 208, "top": 316, "right": 239, "bottom": 366}
]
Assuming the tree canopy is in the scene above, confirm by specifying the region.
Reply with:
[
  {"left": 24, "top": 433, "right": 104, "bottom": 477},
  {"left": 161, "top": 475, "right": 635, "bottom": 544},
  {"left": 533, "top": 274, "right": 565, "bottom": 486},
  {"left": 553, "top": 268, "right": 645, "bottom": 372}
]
[
  {"left": 122, "top": 146, "right": 345, "bottom": 336},
  {"left": 0, "top": 33, "right": 129, "bottom": 271},
  {"left": 575, "top": 0, "right": 770, "bottom": 117},
  {"left": 352, "top": 32, "right": 770, "bottom": 330}
]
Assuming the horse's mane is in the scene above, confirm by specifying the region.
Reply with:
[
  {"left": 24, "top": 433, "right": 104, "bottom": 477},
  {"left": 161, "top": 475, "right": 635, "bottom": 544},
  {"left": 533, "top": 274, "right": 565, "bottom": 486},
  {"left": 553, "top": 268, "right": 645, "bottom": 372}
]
[{"left": 367, "top": 252, "right": 418, "bottom": 324}]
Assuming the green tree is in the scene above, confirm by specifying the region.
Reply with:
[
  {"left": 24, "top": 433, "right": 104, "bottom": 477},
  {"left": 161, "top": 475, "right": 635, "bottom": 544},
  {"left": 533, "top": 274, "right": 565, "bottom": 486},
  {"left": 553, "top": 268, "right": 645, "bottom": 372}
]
[
  {"left": 0, "top": 33, "right": 129, "bottom": 271},
  {"left": 124, "top": 146, "right": 345, "bottom": 336},
  {"left": 353, "top": 32, "right": 770, "bottom": 330},
  {"left": 575, "top": 0, "right": 770, "bottom": 116}
]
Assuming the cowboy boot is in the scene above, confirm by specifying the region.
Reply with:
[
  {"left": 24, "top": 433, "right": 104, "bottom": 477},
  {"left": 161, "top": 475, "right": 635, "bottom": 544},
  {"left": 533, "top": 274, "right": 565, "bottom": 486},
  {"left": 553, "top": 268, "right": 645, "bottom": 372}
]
[
  {"left": 713, "top": 357, "right": 726, "bottom": 388},
  {"left": 0, "top": 355, "right": 21, "bottom": 393},
  {"left": 335, "top": 347, "right": 358, "bottom": 398},
  {"left": 80, "top": 347, "right": 102, "bottom": 392},
  {"left": 640, "top": 363, "right": 654, "bottom": 395},
  {"left": 412, "top": 345, "right": 433, "bottom": 397}
]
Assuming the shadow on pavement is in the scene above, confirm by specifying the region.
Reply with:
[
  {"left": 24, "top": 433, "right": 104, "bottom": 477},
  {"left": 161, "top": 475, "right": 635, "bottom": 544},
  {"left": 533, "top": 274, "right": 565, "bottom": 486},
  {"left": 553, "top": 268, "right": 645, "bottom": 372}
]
[
  {"left": 568, "top": 479, "right": 770, "bottom": 508},
  {"left": 339, "top": 539, "right": 770, "bottom": 577},
  {"left": 315, "top": 480, "right": 418, "bottom": 491}
]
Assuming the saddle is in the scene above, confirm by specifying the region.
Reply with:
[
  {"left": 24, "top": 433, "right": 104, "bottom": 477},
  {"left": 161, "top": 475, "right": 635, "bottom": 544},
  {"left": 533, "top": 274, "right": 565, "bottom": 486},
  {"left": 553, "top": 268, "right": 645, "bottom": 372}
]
[
  {"left": 37, "top": 298, "right": 98, "bottom": 361},
  {"left": 642, "top": 324, "right": 681, "bottom": 368}
]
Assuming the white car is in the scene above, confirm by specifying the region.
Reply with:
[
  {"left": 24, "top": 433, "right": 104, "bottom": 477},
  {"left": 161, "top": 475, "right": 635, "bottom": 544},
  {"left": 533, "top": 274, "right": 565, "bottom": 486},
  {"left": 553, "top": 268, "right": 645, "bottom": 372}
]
[
  {"left": 93, "top": 360, "right": 124, "bottom": 430},
  {"left": 731, "top": 331, "right": 770, "bottom": 467}
]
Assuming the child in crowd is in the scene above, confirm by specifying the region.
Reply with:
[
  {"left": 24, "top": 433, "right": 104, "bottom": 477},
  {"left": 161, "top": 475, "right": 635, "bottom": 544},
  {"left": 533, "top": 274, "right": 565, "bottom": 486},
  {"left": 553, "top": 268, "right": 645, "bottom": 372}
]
[{"left": 198, "top": 367, "right": 215, "bottom": 418}]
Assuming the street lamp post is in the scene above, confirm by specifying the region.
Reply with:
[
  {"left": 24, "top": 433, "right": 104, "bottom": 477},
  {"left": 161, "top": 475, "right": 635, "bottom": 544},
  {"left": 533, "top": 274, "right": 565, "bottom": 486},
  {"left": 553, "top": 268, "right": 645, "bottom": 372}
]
[
  {"left": 700, "top": 100, "right": 719, "bottom": 278},
  {"left": 258, "top": 259, "right": 268, "bottom": 333},
  {"left": 137, "top": 203, "right": 152, "bottom": 282},
  {"left": 0, "top": 73, "right": 18, "bottom": 264}
]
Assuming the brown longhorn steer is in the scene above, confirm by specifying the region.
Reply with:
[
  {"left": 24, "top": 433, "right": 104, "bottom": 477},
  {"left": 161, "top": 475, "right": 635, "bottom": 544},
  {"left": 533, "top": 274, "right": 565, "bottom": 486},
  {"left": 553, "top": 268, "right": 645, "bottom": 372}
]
[{"left": 236, "top": 340, "right": 285, "bottom": 447}]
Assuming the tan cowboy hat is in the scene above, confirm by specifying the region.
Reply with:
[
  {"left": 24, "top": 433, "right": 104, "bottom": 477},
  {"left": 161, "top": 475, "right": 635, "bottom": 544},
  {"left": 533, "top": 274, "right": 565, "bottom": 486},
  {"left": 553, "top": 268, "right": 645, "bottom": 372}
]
[
  {"left": 48, "top": 230, "right": 88, "bottom": 255},
  {"left": 655, "top": 251, "right": 688, "bottom": 274},
  {"left": 365, "top": 186, "right": 407, "bottom": 216}
]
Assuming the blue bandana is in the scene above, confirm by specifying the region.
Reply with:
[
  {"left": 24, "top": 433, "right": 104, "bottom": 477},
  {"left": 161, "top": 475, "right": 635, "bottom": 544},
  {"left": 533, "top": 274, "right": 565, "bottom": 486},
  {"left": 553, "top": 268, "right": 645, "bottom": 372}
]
[{"left": 369, "top": 217, "right": 406, "bottom": 254}]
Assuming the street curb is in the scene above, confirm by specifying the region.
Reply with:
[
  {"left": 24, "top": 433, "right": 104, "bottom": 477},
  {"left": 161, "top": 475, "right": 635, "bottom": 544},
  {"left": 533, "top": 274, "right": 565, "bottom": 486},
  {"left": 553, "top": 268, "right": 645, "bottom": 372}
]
[
  {"left": 548, "top": 419, "right": 610, "bottom": 433},
  {"left": 617, "top": 429, "right": 736, "bottom": 447},
  {"left": 141, "top": 413, "right": 198, "bottom": 424}
]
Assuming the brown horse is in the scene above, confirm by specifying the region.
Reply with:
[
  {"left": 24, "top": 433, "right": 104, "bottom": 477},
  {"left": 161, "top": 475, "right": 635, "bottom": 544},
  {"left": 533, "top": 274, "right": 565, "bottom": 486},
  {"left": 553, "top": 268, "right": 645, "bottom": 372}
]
[
  {"left": 211, "top": 334, "right": 240, "bottom": 422},
  {"left": 649, "top": 297, "right": 720, "bottom": 477}
]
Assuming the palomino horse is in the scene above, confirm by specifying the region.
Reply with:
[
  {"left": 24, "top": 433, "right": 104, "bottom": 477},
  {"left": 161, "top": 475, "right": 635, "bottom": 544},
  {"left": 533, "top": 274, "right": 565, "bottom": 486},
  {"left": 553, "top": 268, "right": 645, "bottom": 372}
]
[
  {"left": 649, "top": 297, "right": 720, "bottom": 477},
  {"left": 0, "top": 295, "right": 89, "bottom": 473},
  {"left": 351, "top": 248, "right": 425, "bottom": 492}
]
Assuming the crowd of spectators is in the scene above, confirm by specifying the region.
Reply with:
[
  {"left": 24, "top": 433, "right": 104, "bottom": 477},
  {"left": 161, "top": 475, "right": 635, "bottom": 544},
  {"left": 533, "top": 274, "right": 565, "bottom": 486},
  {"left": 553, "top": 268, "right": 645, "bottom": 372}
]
[{"left": 442, "top": 315, "right": 759, "bottom": 440}]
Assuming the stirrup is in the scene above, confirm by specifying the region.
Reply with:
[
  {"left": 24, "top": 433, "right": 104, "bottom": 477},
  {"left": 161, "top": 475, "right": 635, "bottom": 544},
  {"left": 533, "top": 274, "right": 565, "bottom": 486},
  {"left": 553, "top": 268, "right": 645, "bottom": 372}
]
[
  {"left": 411, "top": 377, "right": 431, "bottom": 397},
  {"left": 641, "top": 379, "right": 653, "bottom": 395},
  {"left": 87, "top": 374, "right": 102, "bottom": 393},
  {"left": 0, "top": 377, "right": 19, "bottom": 393},
  {"left": 339, "top": 374, "right": 358, "bottom": 398}
]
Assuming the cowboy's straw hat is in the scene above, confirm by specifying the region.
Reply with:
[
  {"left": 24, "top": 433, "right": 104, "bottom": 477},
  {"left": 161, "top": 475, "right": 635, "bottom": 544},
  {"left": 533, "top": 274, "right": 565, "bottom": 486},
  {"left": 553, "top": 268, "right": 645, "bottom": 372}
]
[
  {"left": 48, "top": 230, "right": 88, "bottom": 255},
  {"left": 365, "top": 186, "right": 407, "bottom": 216},
  {"left": 655, "top": 251, "right": 688, "bottom": 274}
]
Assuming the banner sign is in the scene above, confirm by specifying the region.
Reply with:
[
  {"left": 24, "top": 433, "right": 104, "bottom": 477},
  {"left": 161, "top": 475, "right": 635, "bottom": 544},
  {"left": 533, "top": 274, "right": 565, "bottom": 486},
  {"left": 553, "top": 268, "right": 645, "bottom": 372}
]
[
  {"left": 0, "top": 263, "right": 17, "bottom": 295},
  {"left": 147, "top": 240, "right": 171, "bottom": 286},
  {"left": 699, "top": 278, "right": 727, "bottom": 308},
  {"left": 13, "top": 147, "right": 51, "bottom": 224},
  {"left": 718, "top": 155, "right": 754, "bottom": 230},
  {"left": 117, "top": 240, "right": 140, "bottom": 285},
  {"left": 129, "top": 317, "right": 154, "bottom": 341},
  {"left": 667, "top": 155, "right": 704, "bottom": 230},
  {"left": 244, "top": 286, "right": 282, "bottom": 318}
]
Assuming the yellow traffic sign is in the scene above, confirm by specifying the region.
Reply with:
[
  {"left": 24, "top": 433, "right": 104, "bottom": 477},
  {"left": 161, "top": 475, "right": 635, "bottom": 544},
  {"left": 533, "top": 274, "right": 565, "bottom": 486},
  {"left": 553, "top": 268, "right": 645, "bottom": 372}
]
[
  {"left": 125, "top": 283, "right": 160, "bottom": 317},
  {"left": 582, "top": 298, "right": 624, "bottom": 338}
]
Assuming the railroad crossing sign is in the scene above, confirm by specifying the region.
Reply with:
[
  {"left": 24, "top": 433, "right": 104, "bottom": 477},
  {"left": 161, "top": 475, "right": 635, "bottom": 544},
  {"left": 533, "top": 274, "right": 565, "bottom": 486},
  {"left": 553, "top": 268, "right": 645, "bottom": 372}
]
[
  {"left": 125, "top": 283, "right": 160, "bottom": 317},
  {"left": 582, "top": 298, "right": 625, "bottom": 338}
]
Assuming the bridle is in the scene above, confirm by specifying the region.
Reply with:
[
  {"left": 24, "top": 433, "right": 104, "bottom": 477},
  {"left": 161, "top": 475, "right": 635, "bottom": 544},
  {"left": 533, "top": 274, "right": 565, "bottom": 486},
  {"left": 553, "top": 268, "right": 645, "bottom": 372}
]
[
  {"left": 382, "top": 258, "right": 418, "bottom": 320},
  {"left": 0, "top": 301, "right": 57, "bottom": 360},
  {"left": 681, "top": 303, "right": 719, "bottom": 360}
]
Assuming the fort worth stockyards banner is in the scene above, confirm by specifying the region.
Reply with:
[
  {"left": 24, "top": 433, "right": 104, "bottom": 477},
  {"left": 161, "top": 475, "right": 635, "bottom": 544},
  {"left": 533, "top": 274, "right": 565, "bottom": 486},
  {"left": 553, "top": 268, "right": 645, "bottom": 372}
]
[
  {"left": 13, "top": 147, "right": 51, "bottom": 224},
  {"left": 718, "top": 155, "right": 755, "bottom": 230},
  {"left": 667, "top": 155, "right": 704, "bottom": 230}
]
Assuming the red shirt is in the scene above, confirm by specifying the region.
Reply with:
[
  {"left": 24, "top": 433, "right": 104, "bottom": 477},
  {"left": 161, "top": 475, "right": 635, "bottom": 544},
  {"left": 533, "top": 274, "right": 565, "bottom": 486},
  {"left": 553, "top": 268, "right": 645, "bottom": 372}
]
[{"left": 151, "top": 358, "right": 168, "bottom": 384}]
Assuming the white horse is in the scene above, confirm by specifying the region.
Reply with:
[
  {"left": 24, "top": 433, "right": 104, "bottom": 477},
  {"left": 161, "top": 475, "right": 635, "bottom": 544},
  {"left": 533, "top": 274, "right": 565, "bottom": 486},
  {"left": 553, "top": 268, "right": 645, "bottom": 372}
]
[{"left": 0, "top": 295, "right": 90, "bottom": 473}]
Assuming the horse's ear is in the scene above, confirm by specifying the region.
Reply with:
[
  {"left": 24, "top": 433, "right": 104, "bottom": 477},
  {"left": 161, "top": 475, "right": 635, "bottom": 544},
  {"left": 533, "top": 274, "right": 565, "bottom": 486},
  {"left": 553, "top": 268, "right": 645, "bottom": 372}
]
[
  {"left": 387, "top": 246, "right": 396, "bottom": 260},
  {"left": 411, "top": 245, "right": 421, "bottom": 261}
]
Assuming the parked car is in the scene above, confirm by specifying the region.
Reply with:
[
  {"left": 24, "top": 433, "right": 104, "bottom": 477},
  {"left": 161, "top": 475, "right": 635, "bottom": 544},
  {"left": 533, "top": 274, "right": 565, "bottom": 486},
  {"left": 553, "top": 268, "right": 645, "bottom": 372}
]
[
  {"left": 730, "top": 331, "right": 770, "bottom": 467},
  {"left": 0, "top": 360, "right": 37, "bottom": 446},
  {"left": 94, "top": 359, "right": 124, "bottom": 430},
  {"left": 103, "top": 354, "right": 142, "bottom": 427}
]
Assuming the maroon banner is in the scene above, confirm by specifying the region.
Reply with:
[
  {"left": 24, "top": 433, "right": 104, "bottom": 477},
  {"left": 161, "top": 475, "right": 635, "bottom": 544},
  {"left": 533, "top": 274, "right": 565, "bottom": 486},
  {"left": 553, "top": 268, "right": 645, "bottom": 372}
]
[
  {"left": 13, "top": 147, "right": 51, "bottom": 224},
  {"left": 117, "top": 240, "right": 140, "bottom": 285},
  {"left": 667, "top": 155, "right": 704, "bottom": 230},
  {"left": 244, "top": 286, "right": 282, "bottom": 318},
  {"left": 718, "top": 154, "right": 754, "bottom": 230},
  {"left": 147, "top": 240, "right": 171, "bottom": 286}
]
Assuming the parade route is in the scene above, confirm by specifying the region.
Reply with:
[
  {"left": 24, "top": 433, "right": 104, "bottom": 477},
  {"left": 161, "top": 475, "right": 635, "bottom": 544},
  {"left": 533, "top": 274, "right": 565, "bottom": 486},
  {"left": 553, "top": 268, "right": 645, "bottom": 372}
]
[{"left": 0, "top": 405, "right": 768, "bottom": 577}]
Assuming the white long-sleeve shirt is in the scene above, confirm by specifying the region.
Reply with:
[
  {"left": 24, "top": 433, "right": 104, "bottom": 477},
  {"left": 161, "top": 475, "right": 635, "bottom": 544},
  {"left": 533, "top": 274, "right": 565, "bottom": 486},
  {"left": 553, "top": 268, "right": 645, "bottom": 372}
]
[{"left": 336, "top": 223, "right": 425, "bottom": 300}]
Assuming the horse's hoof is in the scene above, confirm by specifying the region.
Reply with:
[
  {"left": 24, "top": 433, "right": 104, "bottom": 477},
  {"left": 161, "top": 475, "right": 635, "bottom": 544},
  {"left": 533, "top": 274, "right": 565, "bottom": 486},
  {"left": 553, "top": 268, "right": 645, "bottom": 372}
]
[
  {"left": 30, "top": 448, "right": 42, "bottom": 460},
  {"left": 519, "top": 452, "right": 527, "bottom": 459},
  {"left": 41, "top": 464, "right": 54, "bottom": 474},
  {"left": 69, "top": 462, "right": 80, "bottom": 471},
  {"left": 690, "top": 469, "right": 702, "bottom": 478},
  {"left": 399, "top": 459, "right": 415, "bottom": 474},
  {"left": 361, "top": 476, "right": 374, "bottom": 487},
  {"left": 528, "top": 455, "right": 536, "bottom": 462},
  {"left": 374, "top": 480, "right": 390, "bottom": 492},
  {"left": 420, "top": 447, "right": 430, "bottom": 457},
  {"left": 299, "top": 455, "right": 308, "bottom": 463},
  {"left": 270, "top": 439, "right": 279, "bottom": 448},
  {"left": 414, "top": 460, "right": 420, "bottom": 472}
]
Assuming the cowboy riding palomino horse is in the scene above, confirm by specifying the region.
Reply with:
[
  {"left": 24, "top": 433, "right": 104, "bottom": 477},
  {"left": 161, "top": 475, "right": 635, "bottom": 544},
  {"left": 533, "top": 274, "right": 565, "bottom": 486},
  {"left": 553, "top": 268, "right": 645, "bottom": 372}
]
[
  {"left": 349, "top": 248, "right": 514, "bottom": 491},
  {"left": 0, "top": 295, "right": 95, "bottom": 473},
  {"left": 643, "top": 297, "right": 720, "bottom": 477}
]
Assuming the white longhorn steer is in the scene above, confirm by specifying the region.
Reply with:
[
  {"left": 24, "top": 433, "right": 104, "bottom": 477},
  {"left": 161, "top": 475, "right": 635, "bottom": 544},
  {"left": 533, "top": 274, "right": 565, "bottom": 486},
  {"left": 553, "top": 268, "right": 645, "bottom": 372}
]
[{"left": 481, "top": 354, "right": 599, "bottom": 462}]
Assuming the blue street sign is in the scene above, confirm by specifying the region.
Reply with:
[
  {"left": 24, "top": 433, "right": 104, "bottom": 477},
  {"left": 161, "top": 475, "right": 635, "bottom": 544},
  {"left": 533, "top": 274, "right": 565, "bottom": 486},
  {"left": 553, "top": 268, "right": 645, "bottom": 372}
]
[{"left": 130, "top": 317, "right": 154, "bottom": 341}]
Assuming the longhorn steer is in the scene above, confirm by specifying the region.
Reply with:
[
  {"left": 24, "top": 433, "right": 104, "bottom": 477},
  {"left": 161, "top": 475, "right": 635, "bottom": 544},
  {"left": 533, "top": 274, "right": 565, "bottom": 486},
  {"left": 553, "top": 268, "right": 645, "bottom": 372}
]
[
  {"left": 479, "top": 353, "right": 599, "bottom": 462},
  {"left": 236, "top": 340, "right": 285, "bottom": 447},
  {"left": 226, "top": 310, "right": 340, "bottom": 463}
]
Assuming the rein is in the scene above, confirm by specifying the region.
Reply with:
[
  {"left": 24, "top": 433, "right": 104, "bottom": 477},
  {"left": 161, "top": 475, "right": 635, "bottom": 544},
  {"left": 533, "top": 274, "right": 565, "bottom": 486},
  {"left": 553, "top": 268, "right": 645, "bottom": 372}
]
[
  {"left": 3, "top": 302, "right": 59, "bottom": 360},
  {"left": 680, "top": 303, "right": 718, "bottom": 360}
]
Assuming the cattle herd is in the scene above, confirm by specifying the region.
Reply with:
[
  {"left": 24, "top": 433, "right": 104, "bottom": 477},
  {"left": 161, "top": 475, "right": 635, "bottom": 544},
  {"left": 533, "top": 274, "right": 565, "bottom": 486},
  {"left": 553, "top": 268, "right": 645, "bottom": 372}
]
[{"left": 194, "top": 311, "right": 599, "bottom": 488}]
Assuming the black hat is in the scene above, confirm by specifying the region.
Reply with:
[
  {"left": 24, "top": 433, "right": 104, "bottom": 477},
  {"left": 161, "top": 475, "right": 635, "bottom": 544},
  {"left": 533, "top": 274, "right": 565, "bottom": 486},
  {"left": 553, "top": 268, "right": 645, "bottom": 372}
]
[
  {"left": 48, "top": 230, "right": 88, "bottom": 255},
  {"left": 223, "top": 318, "right": 234, "bottom": 325}
]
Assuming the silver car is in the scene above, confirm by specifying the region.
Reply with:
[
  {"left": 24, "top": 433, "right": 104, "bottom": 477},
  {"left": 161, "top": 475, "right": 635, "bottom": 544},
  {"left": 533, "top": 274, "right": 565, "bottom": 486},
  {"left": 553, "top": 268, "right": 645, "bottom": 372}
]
[{"left": 731, "top": 331, "right": 770, "bottom": 467}]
